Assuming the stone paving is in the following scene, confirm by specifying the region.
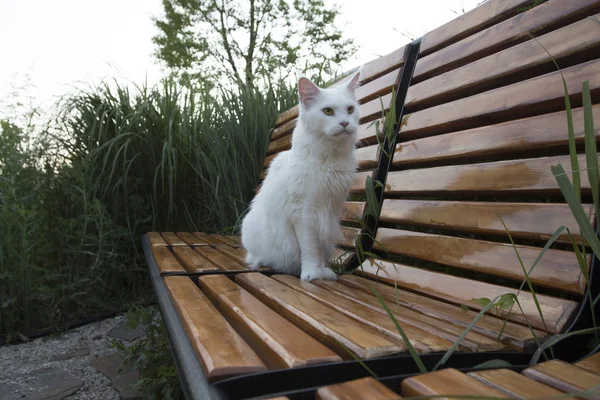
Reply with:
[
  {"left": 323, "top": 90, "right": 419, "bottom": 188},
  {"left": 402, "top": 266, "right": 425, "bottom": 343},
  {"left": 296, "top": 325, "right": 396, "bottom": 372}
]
[{"left": 0, "top": 314, "right": 147, "bottom": 399}]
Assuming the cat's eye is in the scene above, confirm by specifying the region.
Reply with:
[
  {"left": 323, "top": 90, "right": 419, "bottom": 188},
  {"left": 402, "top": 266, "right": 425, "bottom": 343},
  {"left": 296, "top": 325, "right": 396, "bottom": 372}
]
[
  {"left": 322, "top": 107, "right": 334, "bottom": 116},
  {"left": 347, "top": 106, "right": 354, "bottom": 114}
]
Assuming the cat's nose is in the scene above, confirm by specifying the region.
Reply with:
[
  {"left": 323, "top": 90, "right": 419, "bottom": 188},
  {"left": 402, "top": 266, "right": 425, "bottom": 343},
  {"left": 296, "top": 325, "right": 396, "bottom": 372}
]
[{"left": 339, "top": 121, "right": 349, "bottom": 128}]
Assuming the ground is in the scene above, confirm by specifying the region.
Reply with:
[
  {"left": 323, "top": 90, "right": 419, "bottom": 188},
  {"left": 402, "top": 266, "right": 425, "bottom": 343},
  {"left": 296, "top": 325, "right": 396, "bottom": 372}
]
[{"left": 0, "top": 314, "right": 147, "bottom": 399}]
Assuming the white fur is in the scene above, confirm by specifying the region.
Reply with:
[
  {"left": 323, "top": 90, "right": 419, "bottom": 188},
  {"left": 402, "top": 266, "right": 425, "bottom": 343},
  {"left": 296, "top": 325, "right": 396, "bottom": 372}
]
[{"left": 241, "top": 73, "right": 361, "bottom": 281}]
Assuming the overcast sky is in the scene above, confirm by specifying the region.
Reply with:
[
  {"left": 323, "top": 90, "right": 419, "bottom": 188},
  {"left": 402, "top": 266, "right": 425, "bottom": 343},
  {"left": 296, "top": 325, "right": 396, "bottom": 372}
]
[{"left": 0, "top": 0, "right": 483, "bottom": 113}]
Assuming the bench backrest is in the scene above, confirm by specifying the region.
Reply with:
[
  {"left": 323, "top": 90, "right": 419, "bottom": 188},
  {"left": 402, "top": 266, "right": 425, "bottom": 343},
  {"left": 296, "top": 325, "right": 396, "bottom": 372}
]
[{"left": 265, "top": 0, "right": 600, "bottom": 340}]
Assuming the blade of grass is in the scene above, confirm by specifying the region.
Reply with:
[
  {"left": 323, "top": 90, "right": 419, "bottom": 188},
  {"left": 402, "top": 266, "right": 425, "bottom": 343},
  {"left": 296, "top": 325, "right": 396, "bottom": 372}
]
[
  {"left": 371, "top": 288, "right": 427, "bottom": 373},
  {"left": 582, "top": 80, "right": 600, "bottom": 218}
]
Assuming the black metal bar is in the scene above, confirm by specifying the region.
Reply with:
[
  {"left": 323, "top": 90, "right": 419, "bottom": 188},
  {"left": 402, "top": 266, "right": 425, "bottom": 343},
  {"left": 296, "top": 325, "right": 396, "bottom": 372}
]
[
  {"left": 144, "top": 236, "right": 223, "bottom": 400},
  {"left": 214, "top": 351, "right": 531, "bottom": 400},
  {"left": 357, "top": 38, "right": 422, "bottom": 258},
  {"left": 552, "top": 218, "right": 600, "bottom": 362}
]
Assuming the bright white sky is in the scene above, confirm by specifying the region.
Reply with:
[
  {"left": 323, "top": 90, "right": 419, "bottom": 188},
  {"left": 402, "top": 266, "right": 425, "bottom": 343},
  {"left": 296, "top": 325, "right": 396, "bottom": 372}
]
[{"left": 0, "top": 0, "right": 483, "bottom": 115}]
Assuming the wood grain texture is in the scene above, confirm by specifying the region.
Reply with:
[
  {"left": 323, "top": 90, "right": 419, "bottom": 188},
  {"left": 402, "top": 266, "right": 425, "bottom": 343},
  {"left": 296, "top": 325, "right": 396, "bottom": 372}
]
[
  {"left": 197, "top": 234, "right": 228, "bottom": 247},
  {"left": 374, "top": 227, "right": 585, "bottom": 294},
  {"left": 235, "top": 273, "right": 403, "bottom": 359},
  {"left": 161, "top": 232, "right": 187, "bottom": 246},
  {"left": 386, "top": 155, "right": 595, "bottom": 196},
  {"left": 309, "top": 278, "right": 503, "bottom": 352},
  {"left": 577, "top": 352, "right": 600, "bottom": 375},
  {"left": 273, "top": 275, "right": 454, "bottom": 353},
  {"left": 146, "top": 232, "right": 167, "bottom": 246},
  {"left": 164, "top": 276, "right": 266, "bottom": 380},
  {"left": 198, "top": 274, "right": 341, "bottom": 369},
  {"left": 263, "top": 152, "right": 277, "bottom": 168},
  {"left": 340, "top": 274, "right": 540, "bottom": 351},
  {"left": 419, "top": 0, "right": 530, "bottom": 56},
  {"left": 316, "top": 377, "right": 402, "bottom": 400},
  {"left": 361, "top": 46, "right": 406, "bottom": 84},
  {"left": 349, "top": 171, "right": 372, "bottom": 194},
  {"left": 394, "top": 105, "right": 600, "bottom": 167},
  {"left": 276, "top": 105, "right": 299, "bottom": 127},
  {"left": 356, "top": 68, "right": 400, "bottom": 104},
  {"left": 522, "top": 360, "right": 600, "bottom": 397},
  {"left": 195, "top": 246, "right": 246, "bottom": 271},
  {"left": 379, "top": 199, "right": 593, "bottom": 244},
  {"left": 469, "top": 369, "right": 572, "bottom": 399},
  {"left": 176, "top": 232, "right": 209, "bottom": 246},
  {"left": 271, "top": 119, "right": 296, "bottom": 141},
  {"left": 356, "top": 145, "right": 379, "bottom": 169},
  {"left": 400, "top": 58, "right": 600, "bottom": 139},
  {"left": 172, "top": 246, "right": 220, "bottom": 273},
  {"left": 341, "top": 201, "right": 366, "bottom": 224},
  {"left": 414, "top": 0, "right": 600, "bottom": 80},
  {"left": 211, "top": 234, "right": 242, "bottom": 248},
  {"left": 215, "top": 246, "right": 247, "bottom": 266},
  {"left": 401, "top": 368, "right": 508, "bottom": 398},
  {"left": 266, "top": 134, "right": 292, "bottom": 155},
  {"left": 354, "top": 258, "right": 578, "bottom": 333},
  {"left": 151, "top": 246, "right": 186, "bottom": 273},
  {"left": 359, "top": 93, "right": 393, "bottom": 124}
]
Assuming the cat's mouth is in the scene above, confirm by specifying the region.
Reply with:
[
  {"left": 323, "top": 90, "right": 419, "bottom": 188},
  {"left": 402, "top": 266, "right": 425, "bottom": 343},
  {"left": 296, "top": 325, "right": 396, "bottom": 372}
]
[{"left": 334, "top": 128, "right": 354, "bottom": 136}]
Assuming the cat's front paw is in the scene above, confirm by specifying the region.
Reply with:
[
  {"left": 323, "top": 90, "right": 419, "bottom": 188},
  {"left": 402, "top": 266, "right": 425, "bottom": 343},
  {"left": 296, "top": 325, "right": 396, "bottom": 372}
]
[
  {"left": 301, "top": 266, "right": 338, "bottom": 282},
  {"left": 246, "top": 263, "right": 260, "bottom": 271}
]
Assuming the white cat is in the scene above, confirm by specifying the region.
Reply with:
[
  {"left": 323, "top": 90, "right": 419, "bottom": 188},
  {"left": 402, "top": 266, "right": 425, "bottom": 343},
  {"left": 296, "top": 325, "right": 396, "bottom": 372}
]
[{"left": 241, "top": 72, "right": 360, "bottom": 281}]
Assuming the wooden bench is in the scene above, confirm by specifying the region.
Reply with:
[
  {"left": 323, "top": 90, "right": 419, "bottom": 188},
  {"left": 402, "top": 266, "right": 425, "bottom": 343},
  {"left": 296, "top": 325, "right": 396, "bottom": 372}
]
[
  {"left": 145, "top": 1, "right": 600, "bottom": 398},
  {"left": 310, "top": 351, "right": 600, "bottom": 399}
]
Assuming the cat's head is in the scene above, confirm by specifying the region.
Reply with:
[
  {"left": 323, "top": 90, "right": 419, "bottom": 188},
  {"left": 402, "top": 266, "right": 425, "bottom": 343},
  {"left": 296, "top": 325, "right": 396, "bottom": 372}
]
[{"left": 297, "top": 72, "right": 361, "bottom": 141}]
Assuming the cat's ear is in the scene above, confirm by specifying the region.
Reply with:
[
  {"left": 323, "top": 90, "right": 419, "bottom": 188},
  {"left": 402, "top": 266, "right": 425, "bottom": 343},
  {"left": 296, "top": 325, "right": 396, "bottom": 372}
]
[
  {"left": 298, "top": 77, "right": 320, "bottom": 107},
  {"left": 346, "top": 71, "right": 361, "bottom": 92}
]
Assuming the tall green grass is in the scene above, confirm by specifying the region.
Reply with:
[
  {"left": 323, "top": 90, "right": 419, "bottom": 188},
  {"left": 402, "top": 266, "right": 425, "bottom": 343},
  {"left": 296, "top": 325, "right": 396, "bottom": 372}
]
[{"left": 0, "top": 79, "right": 297, "bottom": 339}]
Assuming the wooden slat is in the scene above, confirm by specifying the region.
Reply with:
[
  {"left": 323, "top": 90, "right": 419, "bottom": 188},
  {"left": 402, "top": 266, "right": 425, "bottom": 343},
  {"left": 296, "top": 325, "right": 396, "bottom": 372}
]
[
  {"left": 356, "top": 121, "right": 381, "bottom": 146},
  {"left": 146, "top": 232, "right": 167, "bottom": 246},
  {"left": 379, "top": 199, "right": 592, "bottom": 244},
  {"left": 235, "top": 273, "right": 403, "bottom": 359},
  {"left": 419, "top": 0, "right": 530, "bottom": 56},
  {"left": 276, "top": 105, "right": 299, "bottom": 127},
  {"left": 414, "top": 0, "right": 600, "bottom": 81},
  {"left": 161, "top": 232, "right": 187, "bottom": 246},
  {"left": 175, "top": 232, "right": 209, "bottom": 246},
  {"left": 316, "top": 377, "right": 402, "bottom": 400},
  {"left": 151, "top": 246, "right": 186, "bottom": 273},
  {"left": 359, "top": 92, "right": 393, "bottom": 124},
  {"left": 339, "top": 274, "right": 541, "bottom": 350},
  {"left": 577, "top": 352, "right": 600, "bottom": 374},
  {"left": 309, "top": 278, "right": 504, "bottom": 352},
  {"left": 195, "top": 246, "right": 246, "bottom": 271},
  {"left": 172, "top": 246, "right": 219, "bottom": 273},
  {"left": 522, "top": 360, "right": 600, "bottom": 396},
  {"left": 271, "top": 118, "right": 296, "bottom": 141},
  {"left": 215, "top": 245, "right": 247, "bottom": 265},
  {"left": 394, "top": 105, "right": 600, "bottom": 167},
  {"left": 386, "top": 154, "right": 595, "bottom": 196},
  {"left": 341, "top": 201, "right": 366, "bottom": 224},
  {"left": 355, "top": 258, "right": 578, "bottom": 333},
  {"left": 356, "top": 145, "right": 379, "bottom": 169},
  {"left": 163, "top": 276, "right": 266, "bottom": 380},
  {"left": 361, "top": 45, "right": 406, "bottom": 84},
  {"left": 349, "top": 171, "right": 371, "bottom": 194},
  {"left": 267, "top": 134, "right": 292, "bottom": 156},
  {"left": 198, "top": 274, "right": 341, "bottom": 369},
  {"left": 469, "top": 369, "right": 571, "bottom": 399},
  {"left": 197, "top": 234, "right": 228, "bottom": 247},
  {"left": 356, "top": 68, "right": 400, "bottom": 104},
  {"left": 374, "top": 227, "right": 585, "bottom": 294},
  {"left": 400, "top": 58, "right": 600, "bottom": 140},
  {"left": 263, "top": 152, "right": 277, "bottom": 168},
  {"left": 401, "top": 368, "right": 507, "bottom": 397},
  {"left": 273, "top": 275, "right": 454, "bottom": 353},
  {"left": 339, "top": 226, "right": 360, "bottom": 248},
  {"left": 211, "top": 234, "right": 241, "bottom": 248}
]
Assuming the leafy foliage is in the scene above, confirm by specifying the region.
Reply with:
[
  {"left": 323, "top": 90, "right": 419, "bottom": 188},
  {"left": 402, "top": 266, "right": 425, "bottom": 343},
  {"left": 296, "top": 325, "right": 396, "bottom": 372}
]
[{"left": 153, "top": 0, "right": 357, "bottom": 88}]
